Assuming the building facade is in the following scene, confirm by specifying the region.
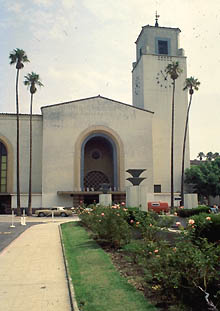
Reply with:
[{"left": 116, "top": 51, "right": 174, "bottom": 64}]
[{"left": 0, "top": 22, "right": 191, "bottom": 212}]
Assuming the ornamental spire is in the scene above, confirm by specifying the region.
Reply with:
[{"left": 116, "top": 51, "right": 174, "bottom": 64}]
[{"left": 155, "top": 11, "right": 160, "bottom": 27}]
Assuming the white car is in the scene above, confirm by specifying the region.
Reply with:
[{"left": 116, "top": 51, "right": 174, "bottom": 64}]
[{"left": 35, "top": 206, "right": 72, "bottom": 217}]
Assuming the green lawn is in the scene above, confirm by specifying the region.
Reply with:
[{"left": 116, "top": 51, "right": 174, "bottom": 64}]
[{"left": 61, "top": 222, "right": 156, "bottom": 311}]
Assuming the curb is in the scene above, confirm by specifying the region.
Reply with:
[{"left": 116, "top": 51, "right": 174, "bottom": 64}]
[{"left": 59, "top": 224, "right": 80, "bottom": 311}]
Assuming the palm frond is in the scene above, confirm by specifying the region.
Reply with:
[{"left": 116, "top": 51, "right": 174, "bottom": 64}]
[
  {"left": 165, "top": 61, "right": 183, "bottom": 80},
  {"left": 183, "top": 77, "right": 200, "bottom": 91},
  {"left": 24, "top": 72, "right": 44, "bottom": 93},
  {"left": 9, "top": 48, "right": 29, "bottom": 67}
]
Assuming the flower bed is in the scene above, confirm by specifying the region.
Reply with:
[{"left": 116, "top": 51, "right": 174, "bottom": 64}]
[{"left": 76, "top": 204, "right": 220, "bottom": 310}]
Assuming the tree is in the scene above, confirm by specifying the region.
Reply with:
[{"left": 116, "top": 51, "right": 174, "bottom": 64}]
[
  {"left": 185, "top": 157, "right": 220, "bottom": 203},
  {"left": 197, "top": 152, "right": 205, "bottom": 161},
  {"left": 213, "top": 152, "right": 220, "bottom": 160},
  {"left": 206, "top": 152, "right": 214, "bottom": 161},
  {"left": 165, "top": 61, "right": 182, "bottom": 209},
  {"left": 24, "top": 72, "right": 43, "bottom": 216},
  {"left": 9, "top": 49, "right": 29, "bottom": 216},
  {"left": 181, "top": 77, "right": 200, "bottom": 206}
]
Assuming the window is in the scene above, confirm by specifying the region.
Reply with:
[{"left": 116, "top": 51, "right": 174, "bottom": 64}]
[
  {"left": 158, "top": 40, "right": 168, "bottom": 54},
  {"left": 0, "top": 142, "right": 7, "bottom": 192},
  {"left": 154, "top": 184, "right": 161, "bottom": 193},
  {"left": 155, "top": 37, "right": 170, "bottom": 55}
]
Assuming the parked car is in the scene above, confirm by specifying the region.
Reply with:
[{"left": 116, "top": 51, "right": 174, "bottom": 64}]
[
  {"left": 148, "top": 201, "right": 170, "bottom": 213},
  {"left": 35, "top": 206, "right": 72, "bottom": 217}
]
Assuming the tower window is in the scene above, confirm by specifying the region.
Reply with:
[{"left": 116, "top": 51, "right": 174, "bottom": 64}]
[
  {"left": 158, "top": 40, "right": 168, "bottom": 54},
  {"left": 155, "top": 37, "right": 170, "bottom": 55}
]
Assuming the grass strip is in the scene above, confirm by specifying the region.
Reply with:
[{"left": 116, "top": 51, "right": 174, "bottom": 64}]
[{"left": 61, "top": 222, "right": 156, "bottom": 311}]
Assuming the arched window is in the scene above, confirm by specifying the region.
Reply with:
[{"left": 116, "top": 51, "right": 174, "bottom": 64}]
[{"left": 0, "top": 142, "right": 7, "bottom": 192}]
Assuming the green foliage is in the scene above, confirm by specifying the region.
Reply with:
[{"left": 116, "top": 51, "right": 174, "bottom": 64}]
[
  {"left": 24, "top": 72, "right": 44, "bottom": 94},
  {"left": 177, "top": 206, "right": 210, "bottom": 217},
  {"left": 189, "top": 213, "right": 220, "bottom": 243},
  {"left": 124, "top": 235, "right": 220, "bottom": 309},
  {"left": 185, "top": 157, "right": 220, "bottom": 198},
  {"left": 79, "top": 205, "right": 131, "bottom": 248},
  {"left": 183, "top": 76, "right": 200, "bottom": 93}
]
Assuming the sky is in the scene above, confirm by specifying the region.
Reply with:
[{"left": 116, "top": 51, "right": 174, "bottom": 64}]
[{"left": 1, "top": 0, "right": 220, "bottom": 160}]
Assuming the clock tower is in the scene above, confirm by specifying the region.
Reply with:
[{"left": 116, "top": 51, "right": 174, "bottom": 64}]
[{"left": 132, "top": 20, "right": 190, "bottom": 194}]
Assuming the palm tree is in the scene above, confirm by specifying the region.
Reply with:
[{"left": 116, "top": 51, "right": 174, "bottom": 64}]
[
  {"left": 165, "top": 62, "right": 182, "bottom": 209},
  {"left": 197, "top": 152, "right": 205, "bottom": 161},
  {"left": 206, "top": 152, "right": 214, "bottom": 161},
  {"left": 9, "top": 49, "right": 29, "bottom": 216},
  {"left": 181, "top": 77, "right": 200, "bottom": 206},
  {"left": 24, "top": 72, "right": 43, "bottom": 216}
]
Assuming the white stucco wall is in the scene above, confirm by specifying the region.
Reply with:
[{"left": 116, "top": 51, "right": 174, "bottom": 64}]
[
  {"left": 41, "top": 97, "right": 154, "bottom": 208},
  {"left": 0, "top": 114, "right": 43, "bottom": 194}
]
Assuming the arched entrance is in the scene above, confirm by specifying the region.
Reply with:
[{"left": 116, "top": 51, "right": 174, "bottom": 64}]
[{"left": 81, "top": 134, "right": 118, "bottom": 191}]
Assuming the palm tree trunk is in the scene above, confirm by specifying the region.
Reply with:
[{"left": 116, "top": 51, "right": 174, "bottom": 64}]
[
  {"left": 181, "top": 94, "right": 192, "bottom": 206},
  {"left": 28, "top": 94, "right": 33, "bottom": 216},
  {"left": 171, "top": 80, "right": 175, "bottom": 209},
  {"left": 16, "top": 68, "right": 21, "bottom": 216}
]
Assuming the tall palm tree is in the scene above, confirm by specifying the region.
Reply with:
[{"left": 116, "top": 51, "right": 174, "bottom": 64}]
[
  {"left": 9, "top": 49, "right": 29, "bottom": 216},
  {"left": 24, "top": 72, "right": 43, "bottom": 216},
  {"left": 197, "top": 152, "right": 205, "bottom": 161},
  {"left": 181, "top": 77, "right": 200, "bottom": 206},
  {"left": 165, "top": 61, "right": 182, "bottom": 209}
]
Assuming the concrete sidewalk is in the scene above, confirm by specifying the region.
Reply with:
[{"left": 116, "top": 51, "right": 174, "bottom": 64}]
[{"left": 0, "top": 221, "right": 73, "bottom": 311}]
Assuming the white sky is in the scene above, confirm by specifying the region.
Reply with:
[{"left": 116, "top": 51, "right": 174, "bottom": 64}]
[{"left": 1, "top": 0, "right": 220, "bottom": 159}]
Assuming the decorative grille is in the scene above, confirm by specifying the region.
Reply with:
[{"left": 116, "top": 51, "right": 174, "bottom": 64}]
[{"left": 84, "top": 171, "right": 109, "bottom": 191}]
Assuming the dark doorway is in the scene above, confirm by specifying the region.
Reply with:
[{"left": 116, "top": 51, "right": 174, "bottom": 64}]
[
  {"left": 83, "top": 194, "right": 99, "bottom": 205},
  {"left": 0, "top": 195, "right": 11, "bottom": 214}
]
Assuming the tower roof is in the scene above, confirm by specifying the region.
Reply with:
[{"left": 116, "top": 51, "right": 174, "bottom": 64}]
[{"left": 135, "top": 25, "right": 181, "bottom": 44}]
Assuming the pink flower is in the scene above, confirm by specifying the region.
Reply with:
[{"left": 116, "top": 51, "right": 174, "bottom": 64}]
[
  {"left": 112, "top": 205, "right": 117, "bottom": 209},
  {"left": 149, "top": 251, "right": 152, "bottom": 255},
  {"left": 154, "top": 249, "right": 159, "bottom": 253},
  {"left": 130, "top": 219, "right": 134, "bottom": 223},
  {"left": 101, "top": 213, "right": 105, "bottom": 216},
  {"left": 176, "top": 222, "right": 181, "bottom": 226},
  {"left": 179, "top": 206, "right": 184, "bottom": 209},
  {"left": 123, "top": 208, "right": 128, "bottom": 212},
  {"left": 121, "top": 202, "right": 125, "bottom": 206},
  {"left": 206, "top": 216, "right": 211, "bottom": 221},
  {"left": 149, "top": 223, "right": 152, "bottom": 227},
  {"left": 188, "top": 219, "right": 195, "bottom": 225}
]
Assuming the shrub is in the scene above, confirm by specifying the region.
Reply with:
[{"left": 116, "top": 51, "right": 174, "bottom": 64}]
[
  {"left": 79, "top": 205, "right": 131, "bottom": 248},
  {"left": 189, "top": 213, "right": 220, "bottom": 243},
  {"left": 129, "top": 236, "right": 220, "bottom": 309},
  {"left": 177, "top": 206, "right": 210, "bottom": 217},
  {"left": 129, "top": 210, "right": 161, "bottom": 242}
]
